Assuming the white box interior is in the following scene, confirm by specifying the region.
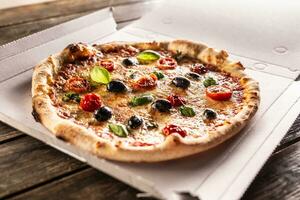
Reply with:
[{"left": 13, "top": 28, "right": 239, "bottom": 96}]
[{"left": 133, "top": 0, "right": 300, "bottom": 72}]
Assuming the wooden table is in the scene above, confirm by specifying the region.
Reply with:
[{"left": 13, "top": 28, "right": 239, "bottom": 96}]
[{"left": 0, "top": 1, "right": 299, "bottom": 199}]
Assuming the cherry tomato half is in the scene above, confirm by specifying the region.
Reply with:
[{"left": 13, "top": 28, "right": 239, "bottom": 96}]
[
  {"left": 157, "top": 57, "right": 177, "bottom": 70},
  {"left": 65, "top": 77, "right": 90, "bottom": 93},
  {"left": 206, "top": 85, "right": 232, "bottom": 101},
  {"left": 80, "top": 93, "right": 102, "bottom": 112},
  {"left": 191, "top": 63, "right": 208, "bottom": 74},
  {"left": 132, "top": 75, "right": 157, "bottom": 90},
  {"left": 167, "top": 95, "right": 186, "bottom": 107},
  {"left": 100, "top": 60, "right": 115, "bottom": 72},
  {"left": 162, "top": 124, "right": 187, "bottom": 137}
]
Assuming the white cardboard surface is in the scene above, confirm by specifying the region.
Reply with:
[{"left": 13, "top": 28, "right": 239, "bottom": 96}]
[
  {"left": 0, "top": 6, "right": 300, "bottom": 200},
  {"left": 132, "top": 0, "right": 300, "bottom": 72},
  {"left": 0, "top": 8, "right": 116, "bottom": 83}
]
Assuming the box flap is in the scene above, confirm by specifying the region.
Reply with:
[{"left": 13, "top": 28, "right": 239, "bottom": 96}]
[
  {"left": 131, "top": 0, "right": 300, "bottom": 72},
  {"left": 0, "top": 8, "right": 116, "bottom": 83}
]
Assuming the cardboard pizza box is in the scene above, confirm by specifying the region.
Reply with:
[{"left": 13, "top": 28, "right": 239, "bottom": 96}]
[{"left": 0, "top": 2, "right": 300, "bottom": 199}]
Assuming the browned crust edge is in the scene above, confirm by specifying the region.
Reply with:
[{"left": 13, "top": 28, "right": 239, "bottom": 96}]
[{"left": 32, "top": 40, "right": 260, "bottom": 162}]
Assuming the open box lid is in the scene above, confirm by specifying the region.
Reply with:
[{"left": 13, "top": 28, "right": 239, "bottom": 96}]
[{"left": 130, "top": 0, "right": 300, "bottom": 72}]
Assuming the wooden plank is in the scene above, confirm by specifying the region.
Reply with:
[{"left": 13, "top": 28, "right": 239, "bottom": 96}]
[
  {"left": 276, "top": 114, "right": 300, "bottom": 151},
  {"left": 0, "top": 0, "right": 150, "bottom": 27},
  {"left": 8, "top": 168, "right": 141, "bottom": 200},
  {"left": 0, "top": 1, "right": 154, "bottom": 45},
  {"left": 0, "top": 136, "right": 86, "bottom": 198},
  {"left": 242, "top": 141, "right": 300, "bottom": 200},
  {"left": 0, "top": 13, "right": 87, "bottom": 45},
  {"left": 0, "top": 122, "right": 23, "bottom": 143},
  {"left": 8, "top": 141, "right": 300, "bottom": 200},
  {"left": 0, "top": 0, "right": 55, "bottom": 10}
]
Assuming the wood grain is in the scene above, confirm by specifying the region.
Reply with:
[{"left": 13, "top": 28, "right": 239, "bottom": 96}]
[
  {"left": 277, "top": 114, "right": 300, "bottom": 152},
  {"left": 0, "top": 0, "right": 146, "bottom": 27},
  {"left": 9, "top": 168, "right": 142, "bottom": 200},
  {"left": 0, "top": 0, "right": 55, "bottom": 10},
  {"left": 243, "top": 141, "right": 300, "bottom": 200},
  {"left": 7, "top": 141, "right": 300, "bottom": 200},
  {"left": 0, "top": 122, "right": 23, "bottom": 143},
  {"left": 0, "top": 13, "right": 87, "bottom": 45},
  {"left": 0, "top": 136, "right": 86, "bottom": 199},
  {"left": 0, "top": 0, "right": 153, "bottom": 45}
]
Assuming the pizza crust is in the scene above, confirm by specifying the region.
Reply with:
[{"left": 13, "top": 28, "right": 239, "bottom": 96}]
[{"left": 32, "top": 40, "right": 259, "bottom": 162}]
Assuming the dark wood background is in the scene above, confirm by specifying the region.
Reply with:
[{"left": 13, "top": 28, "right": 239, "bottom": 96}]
[{"left": 0, "top": 0, "right": 299, "bottom": 199}]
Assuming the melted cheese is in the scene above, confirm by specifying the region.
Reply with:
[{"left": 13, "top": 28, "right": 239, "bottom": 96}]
[{"left": 53, "top": 49, "right": 244, "bottom": 147}]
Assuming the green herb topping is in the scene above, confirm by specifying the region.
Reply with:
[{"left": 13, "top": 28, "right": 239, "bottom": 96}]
[
  {"left": 173, "top": 50, "right": 185, "bottom": 62},
  {"left": 62, "top": 92, "right": 81, "bottom": 103},
  {"left": 203, "top": 77, "right": 217, "bottom": 87},
  {"left": 152, "top": 71, "right": 164, "bottom": 80},
  {"left": 179, "top": 106, "right": 196, "bottom": 117},
  {"left": 90, "top": 66, "right": 111, "bottom": 84},
  {"left": 136, "top": 50, "right": 161, "bottom": 64},
  {"left": 108, "top": 124, "right": 129, "bottom": 137},
  {"left": 129, "top": 94, "right": 154, "bottom": 106},
  {"left": 129, "top": 71, "right": 138, "bottom": 79}
]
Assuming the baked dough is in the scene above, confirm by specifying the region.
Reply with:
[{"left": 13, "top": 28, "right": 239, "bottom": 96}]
[{"left": 32, "top": 40, "right": 259, "bottom": 162}]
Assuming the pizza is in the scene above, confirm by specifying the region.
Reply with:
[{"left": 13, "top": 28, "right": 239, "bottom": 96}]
[{"left": 32, "top": 40, "right": 259, "bottom": 162}]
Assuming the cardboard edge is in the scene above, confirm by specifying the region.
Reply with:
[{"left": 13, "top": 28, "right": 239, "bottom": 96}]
[
  {"left": 0, "top": 9, "right": 117, "bottom": 83},
  {"left": 0, "top": 8, "right": 114, "bottom": 60},
  {"left": 222, "top": 81, "right": 300, "bottom": 200},
  {"left": 122, "top": 27, "right": 300, "bottom": 80}
]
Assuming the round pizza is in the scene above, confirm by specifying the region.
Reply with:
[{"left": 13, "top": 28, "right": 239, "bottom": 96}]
[{"left": 32, "top": 40, "right": 259, "bottom": 162}]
